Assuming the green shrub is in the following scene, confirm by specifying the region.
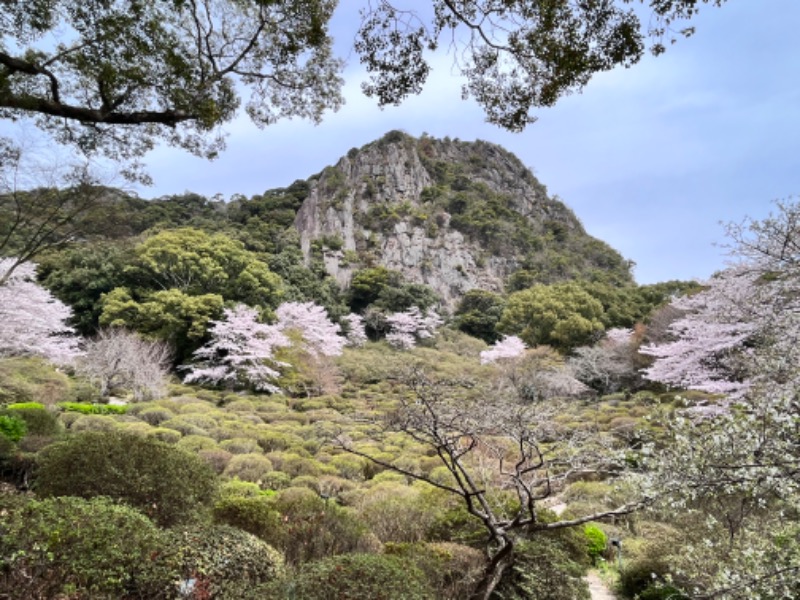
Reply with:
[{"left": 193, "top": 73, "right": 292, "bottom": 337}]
[
  {"left": 222, "top": 453, "right": 273, "bottom": 483},
  {"left": 0, "top": 357, "right": 71, "bottom": 405},
  {"left": 213, "top": 494, "right": 282, "bottom": 542},
  {"left": 34, "top": 431, "right": 217, "bottom": 526},
  {"left": 70, "top": 414, "right": 119, "bottom": 432},
  {"left": 153, "top": 525, "right": 284, "bottom": 599},
  {"left": 6, "top": 402, "right": 62, "bottom": 436},
  {"left": 584, "top": 523, "right": 608, "bottom": 563},
  {"left": 0, "top": 496, "right": 166, "bottom": 600},
  {"left": 272, "top": 486, "right": 374, "bottom": 564},
  {"left": 177, "top": 434, "right": 219, "bottom": 452},
  {"left": 219, "top": 437, "right": 261, "bottom": 454},
  {"left": 267, "top": 553, "right": 433, "bottom": 599},
  {"left": 493, "top": 536, "right": 590, "bottom": 600},
  {"left": 57, "top": 402, "right": 128, "bottom": 415},
  {"left": 385, "top": 541, "right": 485, "bottom": 599},
  {"left": 0, "top": 414, "right": 27, "bottom": 443},
  {"left": 137, "top": 406, "right": 175, "bottom": 426},
  {"left": 148, "top": 427, "right": 182, "bottom": 444},
  {"left": 160, "top": 415, "right": 209, "bottom": 436},
  {"left": 199, "top": 448, "right": 234, "bottom": 474}
]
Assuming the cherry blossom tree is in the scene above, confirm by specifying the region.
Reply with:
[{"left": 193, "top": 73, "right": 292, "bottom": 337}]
[
  {"left": 77, "top": 328, "right": 171, "bottom": 401},
  {"left": 183, "top": 304, "right": 289, "bottom": 392},
  {"left": 479, "top": 335, "right": 526, "bottom": 364},
  {"left": 340, "top": 313, "right": 367, "bottom": 347},
  {"left": 275, "top": 301, "right": 345, "bottom": 357},
  {"left": 385, "top": 307, "right": 443, "bottom": 350},
  {"left": 639, "top": 266, "right": 760, "bottom": 396},
  {"left": 643, "top": 199, "right": 800, "bottom": 598},
  {"left": 0, "top": 258, "right": 80, "bottom": 364},
  {"left": 569, "top": 327, "right": 642, "bottom": 394}
]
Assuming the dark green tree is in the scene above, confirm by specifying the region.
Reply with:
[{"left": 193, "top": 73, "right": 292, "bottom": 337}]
[{"left": 455, "top": 289, "right": 506, "bottom": 343}]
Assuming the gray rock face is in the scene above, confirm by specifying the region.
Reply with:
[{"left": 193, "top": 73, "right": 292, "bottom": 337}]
[{"left": 294, "top": 133, "right": 621, "bottom": 309}]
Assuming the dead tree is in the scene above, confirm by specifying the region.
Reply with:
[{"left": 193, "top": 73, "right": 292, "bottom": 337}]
[{"left": 337, "top": 368, "right": 646, "bottom": 600}]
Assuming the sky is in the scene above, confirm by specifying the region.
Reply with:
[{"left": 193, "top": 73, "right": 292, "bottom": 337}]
[{"left": 131, "top": 2, "right": 800, "bottom": 284}]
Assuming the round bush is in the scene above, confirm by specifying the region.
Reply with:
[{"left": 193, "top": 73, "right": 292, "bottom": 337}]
[
  {"left": 148, "top": 427, "right": 182, "bottom": 444},
  {"left": 5, "top": 402, "right": 62, "bottom": 436},
  {"left": 35, "top": 431, "right": 217, "bottom": 526},
  {"left": 156, "top": 525, "right": 284, "bottom": 599},
  {"left": 0, "top": 496, "right": 166, "bottom": 600},
  {"left": 137, "top": 406, "right": 175, "bottom": 426},
  {"left": 222, "top": 453, "right": 274, "bottom": 483},
  {"left": 269, "top": 553, "right": 432, "bottom": 599},
  {"left": 177, "top": 433, "right": 219, "bottom": 452},
  {"left": 199, "top": 448, "right": 234, "bottom": 474},
  {"left": 70, "top": 414, "right": 119, "bottom": 432},
  {"left": 219, "top": 437, "right": 261, "bottom": 454}
]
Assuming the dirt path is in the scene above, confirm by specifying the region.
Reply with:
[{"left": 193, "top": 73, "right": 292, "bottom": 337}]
[{"left": 585, "top": 570, "right": 617, "bottom": 600}]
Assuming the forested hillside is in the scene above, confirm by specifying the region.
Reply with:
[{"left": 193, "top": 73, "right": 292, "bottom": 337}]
[{"left": 1, "top": 133, "right": 798, "bottom": 599}]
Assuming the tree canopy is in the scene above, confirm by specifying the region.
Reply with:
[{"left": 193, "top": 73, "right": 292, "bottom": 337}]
[{"left": 0, "top": 0, "right": 726, "bottom": 158}]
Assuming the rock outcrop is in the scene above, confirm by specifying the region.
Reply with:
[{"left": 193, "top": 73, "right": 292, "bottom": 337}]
[{"left": 294, "top": 131, "right": 631, "bottom": 309}]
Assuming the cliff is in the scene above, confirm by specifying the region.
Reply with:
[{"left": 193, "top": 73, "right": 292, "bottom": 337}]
[{"left": 294, "top": 131, "right": 632, "bottom": 308}]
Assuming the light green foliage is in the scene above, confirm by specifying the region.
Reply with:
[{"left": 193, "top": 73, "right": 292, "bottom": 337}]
[
  {"left": 0, "top": 496, "right": 166, "bottom": 600},
  {"left": 213, "top": 493, "right": 282, "bottom": 543},
  {"left": 100, "top": 286, "right": 224, "bottom": 360},
  {"left": 0, "top": 414, "right": 26, "bottom": 443},
  {"left": 57, "top": 402, "right": 127, "bottom": 415},
  {"left": 128, "top": 228, "right": 283, "bottom": 305},
  {"left": 584, "top": 523, "right": 608, "bottom": 563},
  {"left": 267, "top": 553, "right": 433, "bottom": 600},
  {"left": 498, "top": 282, "right": 605, "bottom": 350},
  {"left": 35, "top": 431, "right": 217, "bottom": 526}
]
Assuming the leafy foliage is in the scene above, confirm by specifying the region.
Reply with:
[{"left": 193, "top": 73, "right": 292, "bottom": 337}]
[
  {"left": 498, "top": 282, "right": 605, "bottom": 351},
  {"left": 268, "top": 553, "right": 433, "bottom": 600},
  {"left": 0, "top": 0, "right": 344, "bottom": 160},
  {"left": 0, "top": 496, "right": 166, "bottom": 600},
  {"left": 35, "top": 431, "right": 217, "bottom": 526}
]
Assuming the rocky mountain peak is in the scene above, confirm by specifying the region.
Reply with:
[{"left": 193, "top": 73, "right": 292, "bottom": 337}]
[{"left": 294, "top": 131, "right": 632, "bottom": 309}]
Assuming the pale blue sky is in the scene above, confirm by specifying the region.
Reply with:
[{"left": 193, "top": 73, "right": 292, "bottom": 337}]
[{"left": 134, "top": 2, "right": 800, "bottom": 283}]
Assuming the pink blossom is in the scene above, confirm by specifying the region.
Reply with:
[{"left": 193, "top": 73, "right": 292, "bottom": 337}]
[
  {"left": 385, "top": 307, "right": 442, "bottom": 349},
  {"left": 183, "top": 304, "right": 289, "bottom": 392},
  {"left": 275, "top": 301, "right": 345, "bottom": 356},
  {"left": 0, "top": 259, "right": 81, "bottom": 364},
  {"left": 480, "top": 335, "right": 527, "bottom": 364},
  {"left": 340, "top": 313, "right": 367, "bottom": 347}
]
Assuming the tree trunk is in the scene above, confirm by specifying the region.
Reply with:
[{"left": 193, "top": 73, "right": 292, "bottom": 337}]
[{"left": 469, "top": 539, "right": 515, "bottom": 600}]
